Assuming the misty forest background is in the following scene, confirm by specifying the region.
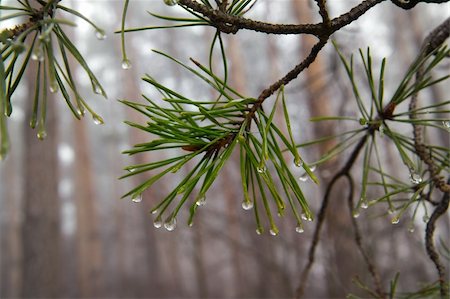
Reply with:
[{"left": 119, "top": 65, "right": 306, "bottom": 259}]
[{"left": 1, "top": 0, "right": 449, "bottom": 298}]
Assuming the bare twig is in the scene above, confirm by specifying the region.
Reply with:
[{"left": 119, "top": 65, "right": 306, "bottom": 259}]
[
  {"left": 295, "top": 134, "right": 376, "bottom": 298},
  {"left": 346, "top": 175, "right": 384, "bottom": 298}
]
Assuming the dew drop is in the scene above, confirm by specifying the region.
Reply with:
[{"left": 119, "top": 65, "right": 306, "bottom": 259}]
[
  {"left": 163, "top": 0, "right": 179, "bottom": 5},
  {"left": 269, "top": 227, "right": 279, "bottom": 236},
  {"left": 164, "top": 217, "right": 177, "bottom": 231},
  {"left": 295, "top": 224, "right": 304, "bottom": 234},
  {"left": 256, "top": 165, "right": 266, "bottom": 173},
  {"left": 131, "top": 193, "right": 142, "bottom": 203},
  {"left": 352, "top": 210, "right": 360, "bottom": 219},
  {"left": 37, "top": 129, "right": 47, "bottom": 140},
  {"left": 121, "top": 59, "right": 132, "bottom": 70},
  {"left": 151, "top": 209, "right": 158, "bottom": 215},
  {"left": 256, "top": 227, "right": 263, "bottom": 235},
  {"left": 409, "top": 172, "right": 422, "bottom": 185},
  {"left": 127, "top": 167, "right": 136, "bottom": 173},
  {"left": 442, "top": 120, "right": 450, "bottom": 130},
  {"left": 360, "top": 197, "right": 369, "bottom": 209},
  {"left": 31, "top": 46, "right": 44, "bottom": 61},
  {"left": 95, "top": 30, "right": 106, "bottom": 40},
  {"left": 301, "top": 212, "right": 313, "bottom": 221},
  {"left": 76, "top": 108, "right": 85, "bottom": 117},
  {"left": 299, "top": 174, "right": 309, "bottom": 182},
  {"left": 153, "top": 218, "right": 163, "bottom": 229},
  {"left": 422, "top": 215, "right": 429, "bottom": 223},
  {"left": 92, "top": 114, "right": 104, "bottom": 125},
  {"left": 388, "top": 208, "right": 395, "bottom": 215},
  {"left": 391, "top": 216, "right": 400, "bottom": 224},
  {"left": 195, "top": 196, "right": 206, "bottom": 207},
  {"left": 242, "top": 200, "right": 253, "bottom": 210},
  {"left": 94, "top": 85, "right": 103, "bottom": 95},
  {"left": 49, "top": 82, "right": 58, "bottom": 93},
  {"left": 310, "top": 165, "right": 316, "bottom": 172},
  {"left": 408, "top": 223, "right": 415, "bottom": 233},
  {"left": 294, "top": 157, "right": 303, "bottom": 167}
]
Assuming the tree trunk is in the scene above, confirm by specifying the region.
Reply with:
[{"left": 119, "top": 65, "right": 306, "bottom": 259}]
[{"left": 21, "top": 64, "right": 62, "bottom": 297}]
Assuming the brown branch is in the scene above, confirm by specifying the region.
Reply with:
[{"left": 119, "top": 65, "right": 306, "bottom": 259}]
[
  {"left": 315, "top": 0, "right": 330, "bottom": 25},
  {"left": 246, "top": 38, "right": 328, "bottom": 125},
  {"left": 391, "top": 0, "right": 450, "bottom": 9},
  {"left": 425, "top": 183, "right": 450, "bottom": 298},
  {"left": 178, "top": 0, "right": 385, "bottom": 36}
]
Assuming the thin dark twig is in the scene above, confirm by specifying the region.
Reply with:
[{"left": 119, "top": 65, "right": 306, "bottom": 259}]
[
  {"left": 315, "top": 0, "right": 330, "bottom": 24},
  {"left": 295, "top": 134, "right": 370, "bottom": 299},
  {"left": 346, "top": 174, "right": 384, "bottom": 298},
  {"left": 246, "top": 38, "right": 328, "bottom": 125},
  {"left": 425, "top": 181, "right": 450, "bottom": 298}
]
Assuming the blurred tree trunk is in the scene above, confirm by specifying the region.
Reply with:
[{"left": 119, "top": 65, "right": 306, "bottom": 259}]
[
  {"left": 0, "top": 112, "right": 23, "bottom": 298},
  {"left": 73, "top": 119, "right": 103, "bottom": 297},
  {"left": 21, "top": 63, "right": 62, "bottom": 297},
  {"left": 291, "top": 0, "right": 356, "bottom": 297}
]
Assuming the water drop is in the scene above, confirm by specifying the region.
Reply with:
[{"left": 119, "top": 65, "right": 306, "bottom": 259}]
[
  {"left": 299, "top": 173, "right": 309, "bottom": 182},
  {"left": 388, "top": 208, "right": 395, "bottom": 215},
  {"left": 164, "top": 217, "right": 177, "bottom": 231},
  {"left": 422, "top": 215, "right": 429, "bottom": 223},
  {"left": 195, "top": 196, "right": 206, "bottom": 206},
  {"left": 37, "top": 129, "right": 47, "bottom": 140},
  {"left": 49, "top": 82, "right": 58, "bottom": 93},
  {"left": 257, "top": 165, "right": 266, "bottom": 173},
  {"left": 151, "top": 209, "right": 158, "bottom": 215},
  {"left": 127, "top": 167, "right": 136, "bottom": 173},
  {"left": 360, "top": 197, "right": 369, "bottom": 209},
  {"left": 242, "top": 200, "right": 253, "bottom": 210},
  {"left": 408, "top": 223, "right": 415, "bottom": 233},
  {"left": 301, "top": 212, "right": 313, "bottom": 221},
  {"left": 295, "top": 224, "right": 304, "bottom": 234},
  {"left": 310, "top": 165, "right": 316, "bottom": 172},
  {"left": 269, "top": 227, "right": 279, "bottom": 236},
  {"left": 131, "top": 193, "right": 142, "bottom": 203},
  {"left": 442, "top": 120, "right": 450, "bottom": 130},
  {"left": 92, "top": 114, "right": 104, "bottom": 125},
  {"left": 153, "top": 218, "right": 163, "bottom": 229},
  {"left": 409, "top": 172, "right": 422, "bottom": 185},
  {"left": 121, "top": 59, "right": 132, "bottom": 70},
  {"left": 31, "top": 45, "right": 44, "bottom": 61},
  {"left": 93, "top": 84, "right": 103, "bottom": 95},
  {"left": 95, "top": 30, "right": 106, "bottom": 40},
  {"left": 163, "top": 0, "right": 178, "bottom": 5},
  {"left": 76, "top": 108, "right": 85, "bottom": 117},
  {"left": 352, "top": 210, "right": 360, "bottom": 219},
  {"left": 294, "top": 157, "right": 303, "bottom": 167},
  {"left": 256, "top": 227, "right": 263, "bottom": 235},
  {"left": 391, "top": 216, "right": 400, "bottom": 224}
]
